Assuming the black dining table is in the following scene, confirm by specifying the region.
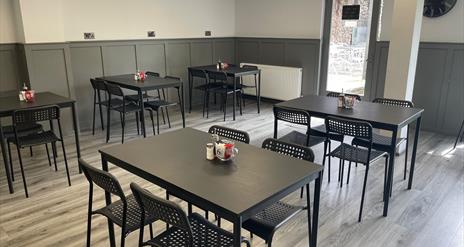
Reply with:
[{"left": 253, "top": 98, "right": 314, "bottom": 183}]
[
  {"left": 99, "top": 127, "right": 323, "bottom": 247},
  {"left": 275, "top": 95, "right": 424, "bottom": 216},
  {"left": 98, "top": 74, "right": 186, "bottom": 137},
  {"left": 0, "top": 92, "right": 81, "bottom": 194},
  {"left": 188, "top": 65, "right": 261, "bottom": 120}
]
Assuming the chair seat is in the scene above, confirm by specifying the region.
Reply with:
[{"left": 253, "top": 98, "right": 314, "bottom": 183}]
[
  {"left": 329, "top": 143, "right": 388, "bottom": 164},
  {"left": 11, "top": 131, "right": 60, "bottom": 147},
  {"left": 3, "top": 123, "right": 43, "bottom": 138},
  {"left": 112, "top": 102, "right": 141, "bottom": 113},
  {"left": 352, "top": 133, "right": 406, "bottom": 152},
  {"left": 144, "top": 100, "right": 177, "bottom": 110},
  {"left": 125, "top": 94, "right": 159, "bottom": 102},
  {"left": 278, "top": 130, "right": 325, "bottom": 147},
  {"left": 242, "top": 201, "right": 303, "bottom": 241},
  {"left": 94, "top": 194, "right": 157, "bottom": 235},
  {"left": 100, "top": 98, "right": 125, "bottom": 107},
  {"left": 145, "top": 213, "right": 237, "bottom": 247}
]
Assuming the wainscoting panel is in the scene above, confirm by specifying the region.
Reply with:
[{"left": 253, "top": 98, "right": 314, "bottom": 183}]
[
  {"left": 236, "top": 38, "right": 320, "bottom": 96},
  {"left": 101, "top": 45, "right": 137, "bottom": 76},
  {"left": 0, "top": 44, "right": 20, "bottom": 93},
  {"left": 136, "top": 43, "right": 166, "bottom": 76},
  {"left": 213, "top": 39, "right": 235, "bottom": 64},
  {"left": 371, "top": 42, "right": 464, "bottom": 135}
]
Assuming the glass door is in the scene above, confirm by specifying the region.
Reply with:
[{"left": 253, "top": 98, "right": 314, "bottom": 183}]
[{"left": 325, "top": 0, "right": 373, "bottom": 96}]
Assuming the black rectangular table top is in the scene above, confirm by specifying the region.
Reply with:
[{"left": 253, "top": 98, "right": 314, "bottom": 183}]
[
  {"left": 276, "top": 95, "right": 424, "bottom": 129},
  {"left": 99, "top": 128, "right": 322, "bottom": 217},
  {"left": 99, "top": 74, "right": 182, "bottom": 91},
  {"left": 189, "top": 64, "right": 259, "bottom": 77},
  {"left": 0, "top": 92, "right": 75, "bottom": 116}
]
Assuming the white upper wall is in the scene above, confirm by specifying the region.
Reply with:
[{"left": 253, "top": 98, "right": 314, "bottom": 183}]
[
  {"left": 0, "top": 0, "right": 19, "bottom": 43},
  {"left": 19, "top": 0, "right": 65, "bottom": 43},
  {"left": 379, "top": 0, "right": 464, "bottom": 42},
  {"left": 235, "top": 0, "right": 324, "bottom": 39}
]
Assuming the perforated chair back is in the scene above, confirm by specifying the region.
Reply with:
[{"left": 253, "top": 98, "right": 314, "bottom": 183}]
[
  {"left": 262, "top": 138, "right": 315, "bottom": 162},
  {"left": 327, "top": 91, "right": 362, "bottom": 101},
  {"left": 130, "top": 183, "right": 193, "bottom": 244},
  {"left": 165, "top": 75, "right": 181, "bottom": 81},
  {"left": 79, "top": 158, "right": 126, "bottom": 199},
  {"left": 91, "top": 78, "right": 106, "bottom": 91},
  {"left": 373, "top": 98, "right": 414, "bottom": 108},
  {"left": 273, "top": 106, "right": 310, "bottom": 126},
  {"left": 105, "top": 82, "right": 124, "bottom": 97},
  {"left": 146, "top": 71, "right": 160, "bottom": 77},
  {"left": 13, "top": 105, "right": 60, "bottom": 125},
  {"left": 207, "top": 71, "right": 228, "bottom": 82},
  {"left": 325, "top": 116, "right": 372, "bottom": 141},
  {"left": 189, "top": 68, "right": 207, "bottom": 79},
  {"left": 208, "top": 125, "right": 250, "bottom": 144}
]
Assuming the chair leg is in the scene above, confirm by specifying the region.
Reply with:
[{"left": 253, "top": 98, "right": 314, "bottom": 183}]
[
  {"left": 106, "top": 107, "right": 111, "bottom": 143},
  {"left": 149, "top": 110, "right": 156, "bottom": 135},
  {"left": 404, "top": 135, "right": 409, "bottom": 180},
  {"left": 136, "top": 112, "right": 140, "bottom": 135},
  {"left": 338, "top": 159, "right": 342, "bottom": 182},
  {"left": 383, "top": 156, "right": 388, "bottom": 201},
  {"left": 29, "top": 146, "right": 33, "bottom": 157},
  {"left": 86, "top": 188, "right": 93, "bottom": 247},
  {"left": 300, "top": 187, "right": 304, "bottom": 199},
  {"left": 340, "top": 159, "right": 345, "bottom": 188},
  {"left": 16, "top": 146, "right": 28, "bottom": 197},
  {"left": 239, "top": 92, "right": 243, "bottom": 116},
  {"left": 120, "top": 226, "right": 126, "bottom": 247},
  {"left": 347, "top": 161, "right": 352, "bottom": 184},
  {"left": 45, "top": 144, "right": 52, "bottom": 167},
  {"left": 149, "top": 223, "right": 154, "bottom": 239},
  {"left": 7, "top": 141, "right": 14, "bottom": 181},
  {"left": 165, "top": 108, "right": 171, "bottom": 128},
  {"left": 92, "top": 94, "right": 96, "bottom": 135},
  {"left": 52, "top": 142, "right": 58, "bottom": 171},
  {"left": 121, "top": 113, "right": 126, "bottom": 144},
  {"left": 60, "top": 140, "right": 71, "bottom": 186},
  {"left": 156, "top": 110, "right": 160, "bottom": 135},
  {"left": 98, "top": 102, "right": 105, "bottom": 131},
  {"left": 358, "top": 165, "right": 370, "bottom": 222}
]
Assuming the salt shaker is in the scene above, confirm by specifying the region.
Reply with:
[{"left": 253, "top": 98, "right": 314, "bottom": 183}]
[{"left": 206, "top": 143, "right": 215, "bottom": 160}]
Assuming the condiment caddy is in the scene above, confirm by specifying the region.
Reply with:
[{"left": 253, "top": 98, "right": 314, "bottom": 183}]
[
  {"left": 337, "top": 89, "right": 356, "bottom": 109},
  {"left": 19, "top": 83, "right": 35, "bottom": 103},
  {"left": 134, "top": 70, "right": 146, "bottom": 81},
  {"left": 206, "top": 134, "right": 238, "bottom": 162}
]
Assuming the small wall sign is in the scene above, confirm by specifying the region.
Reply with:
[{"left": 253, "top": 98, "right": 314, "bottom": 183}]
[{"left": 342, "top": 5, "right": 360, "bottom": 20}]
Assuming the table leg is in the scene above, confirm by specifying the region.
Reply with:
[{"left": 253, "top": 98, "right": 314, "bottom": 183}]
[
  {"left": 233, "top": 216, "right": 242, "bottom": 247},
  {"left": 188, "top": 72, "right": 193, "bottom": 113},
  {"left": 101, "top": 158, "right": 116, "bottom": 247},
  {"left": 408, "top": 117, "right": 422, "bottom": 189},
  {"left": 257, "top": 70, "right": 261, "bottom": 114},
  {"left": 233, "top": 77, "right": 237, "bottom": 121},
  {"left": 383, "top": 128, "right": 398, "bottom": 217},
  {"left": 177, "top": 85, "right": 186, "bottom": 128},
  {"left": 0, "top": 119, "right": 14, "bottom": 193},
  {"left": 71, "top": 103, "right": 82, "bottom": 173},
  {"left": 138, "top": 90, "right": 146, "bottom": 138},
  {"left": 310, "top": 172, "right": 321, "bottom": 247}
]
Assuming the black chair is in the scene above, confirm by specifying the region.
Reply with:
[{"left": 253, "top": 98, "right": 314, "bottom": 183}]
[
  {"left": 352, "top": 98, "right": 414, "bottom": 180},
  {"left": 90, "top": 79, "right": 107, "bottom": 135},
  {"left": 130, "top": 182, "right": 251, "bottom": 247},
  {"left": 242, "top": 138, "right": 314, "bottom": 247},
  {"left": 324, "top": 116, "right": 389, "bottom": 222},
  {"left": 144, "top": 76, "right": 180, "bottom": 135},
  {"left": 9, "top": 105, "right": 70, "bottom": 197},
  {"left": 79, "top": 159, "right": 157, "bottom": 247},
  {"left": 206, "top": 71, "right": 243, "bottom": 121},
  {"left": 105, "top": 82, "right": 142, "bottom": 143},
  {"left": 4, "top": 123, "right": 44, "bottom": 181},
  {"left": 326, "top": 91, "right": 362, "bottom": 101},
  {"left": 273, "top": 106, "right": 325, "bottom": 148},
  {"left": 239, "top": 65, "right": 259, "bottom": 110},
  {"left": 208, "top": 125, "right": 250, "bottom": 144},
  {"left": 189, "top": 68, "right": 222, "bottom": 114}
]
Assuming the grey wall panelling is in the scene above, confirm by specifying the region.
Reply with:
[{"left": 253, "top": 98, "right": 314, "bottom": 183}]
[
  {"left": 0, "top": 44, "right": 27, "bottom": 93},
  {"left": 235, "top": 38, "right": 321, "bottom": 96},
  {"left": 370, "top": 41, "right": 464, "bottom": 135}
]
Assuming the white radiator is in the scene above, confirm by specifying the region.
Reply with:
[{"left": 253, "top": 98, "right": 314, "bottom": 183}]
[{"left": 240, "top": 63, "right": 302, "bottom": 101}]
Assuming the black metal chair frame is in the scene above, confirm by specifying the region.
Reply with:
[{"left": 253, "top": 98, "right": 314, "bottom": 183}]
[
  {"left": 90, "top": 78, "right": 106, "bottom": 135},
  {"left": 10, "top": 105, "right": 70, "bottom": 198},
  {"left": 205, "top": 71, "right": 243, "bottom": 121},
  {"left": 352, "top": 98, "right": 414, "bottom": 181},
  {"left": 239, "top": 65, "right": 259, "bottom": 110},
  {"left": 144, "top": 75, "right": 180, "bottom": 135},
  {"left": 79, "top": 159, "right": 156, "bottom": 247},
  {"left": 242, "top": 138, "right": 314, "bottom": 247},
  {"left": 189, "top": 68, "right": 222, "bottom": 115},
  {"left": 324, "top": 116, "right": 389, "bottom": 222},
  {"left": 105, "top": 82, "right": 143, "bottom": 143},
  {"left": 208, "top": 125, "right": 250, "bottom": 144},
  {"left": 326, "top": 91, "right": 362, "bottom": 101},
  {"left": 453, "top": 119, "right": 464, "bottom": 150},
  {"left": 131, "top": 182, "right": 250, "bottom": 247}
]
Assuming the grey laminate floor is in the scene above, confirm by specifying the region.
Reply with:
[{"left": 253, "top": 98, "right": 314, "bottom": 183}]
[{"left": 0, "top": 101, "right": 462, "bottom": 247}]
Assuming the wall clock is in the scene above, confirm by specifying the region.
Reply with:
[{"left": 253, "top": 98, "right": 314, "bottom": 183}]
[{"left": 423, "top": 0, "right": 457, "bottom": 17}]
